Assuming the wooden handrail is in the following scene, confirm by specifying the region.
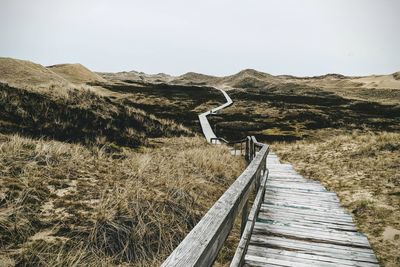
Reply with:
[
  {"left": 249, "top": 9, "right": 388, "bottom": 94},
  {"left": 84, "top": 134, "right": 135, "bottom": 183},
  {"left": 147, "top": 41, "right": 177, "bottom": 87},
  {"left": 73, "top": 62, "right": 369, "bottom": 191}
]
[
  {"left": 161, "top": 136, "right": 269, "bottom": 267},
  {"left": 210, "top": 137, "right": 248, "bottom": 145}
]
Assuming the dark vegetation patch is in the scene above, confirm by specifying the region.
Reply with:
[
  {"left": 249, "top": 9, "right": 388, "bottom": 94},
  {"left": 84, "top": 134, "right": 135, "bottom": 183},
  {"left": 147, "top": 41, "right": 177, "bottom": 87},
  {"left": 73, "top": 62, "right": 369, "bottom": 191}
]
[
  {"left": 0, "top": 83, "right": 190, "bottom": 148},
  {"left": 103, "top": 82, "right": 226, "bottom": 132},
  {"left": 208, "top": 84, "right": 400, "bottom": 142}
]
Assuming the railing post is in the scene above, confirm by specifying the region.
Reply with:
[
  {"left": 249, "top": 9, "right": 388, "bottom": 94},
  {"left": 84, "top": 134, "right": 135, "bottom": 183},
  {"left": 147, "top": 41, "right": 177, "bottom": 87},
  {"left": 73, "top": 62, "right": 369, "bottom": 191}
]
[
  {"left": 241, "top": 199, "right": 249, "bottom": 236},
  {"left": 250, "top": 139, "right": 254, "bottom": 161},
  {"left": 245, "top": 137, "right": 249, "bottom": 161},
  {"left": 252, "top": 141, "right": 256, "bottom": 159}
]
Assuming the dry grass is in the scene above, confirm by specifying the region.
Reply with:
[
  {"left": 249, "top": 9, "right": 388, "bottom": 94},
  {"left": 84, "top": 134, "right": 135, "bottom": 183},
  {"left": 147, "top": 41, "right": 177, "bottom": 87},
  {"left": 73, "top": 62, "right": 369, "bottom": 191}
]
[
  {"left": 272, "top": 130, "right": 400, "bottom": 267},
  {"left": 0, "top": 134, "right": 246, "bottom": 266}
]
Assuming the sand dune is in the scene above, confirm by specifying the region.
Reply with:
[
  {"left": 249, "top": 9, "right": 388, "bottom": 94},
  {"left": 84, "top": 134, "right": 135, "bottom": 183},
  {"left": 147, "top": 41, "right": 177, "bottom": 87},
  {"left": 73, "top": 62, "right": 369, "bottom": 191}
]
[
  {"left": 99, "top": 70, "right": 174, "bottom": 84},
  {"left": 0, "top": 57, "right": 68, "bottom": 87},
  {"left": 0, "top": 58, "right": 109, "bottom": 90},
  {"left": 47, "top": 63, "right": 107, "bottom": 84}
]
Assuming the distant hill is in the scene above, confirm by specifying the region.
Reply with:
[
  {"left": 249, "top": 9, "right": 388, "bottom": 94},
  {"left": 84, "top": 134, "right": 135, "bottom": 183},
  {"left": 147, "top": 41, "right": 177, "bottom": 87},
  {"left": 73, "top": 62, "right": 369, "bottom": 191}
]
[
  {"left": 0, "top": 57, "right": 68, "bottom": 87},
  {"left": 218, "top": 69, "right": 278, "bottom": 88},
  {"left": 47, "top": 63, "right": 107, "bottom": 84},
  {"left": 0, "top": 58, "right": 107, "bottom": 89},
  {"left": 99, "top": 70, "right": 173, "bottom": 84},
  {"left": 172, "top": 72, "right": 219, "bottom": 85}
]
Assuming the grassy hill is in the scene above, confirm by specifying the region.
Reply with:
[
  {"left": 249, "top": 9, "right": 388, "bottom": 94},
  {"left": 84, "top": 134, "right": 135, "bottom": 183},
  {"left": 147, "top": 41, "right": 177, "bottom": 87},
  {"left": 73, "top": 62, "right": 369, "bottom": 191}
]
[
  {"left": 0, "top": 58, "right": 68, "bottom": 88},
  {"left": 47, "top": 63, "right": 107, "bottom": 84},
  {"left": 0, "top": 58, "right": 246, "bottom": 266}
]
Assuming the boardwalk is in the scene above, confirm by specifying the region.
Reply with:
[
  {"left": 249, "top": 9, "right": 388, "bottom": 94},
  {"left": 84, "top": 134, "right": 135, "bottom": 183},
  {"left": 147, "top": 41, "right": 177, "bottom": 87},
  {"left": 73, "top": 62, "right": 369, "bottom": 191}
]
[
  {"left": 243, "top": 152, "right": 379, "bottom": 267},
  {"left": 198, "top": 88, "right": 233, "bottom": 143},
  {"left": 163, "top": 88, "right": 379, "bottom": 267}
]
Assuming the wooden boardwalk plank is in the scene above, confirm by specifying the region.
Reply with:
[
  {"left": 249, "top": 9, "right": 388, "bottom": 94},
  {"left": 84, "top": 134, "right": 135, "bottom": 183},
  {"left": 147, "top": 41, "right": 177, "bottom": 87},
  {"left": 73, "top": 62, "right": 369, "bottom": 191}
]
[
  {"left": 252, "top": 222, "right": 370, "bottom": 247},
  {"left": 261, "top": 202, "right": 349, "bottom": 215},
  {"left": 259, "top": 211, "right": 355, "bottom": 227},
  {"left": 249, "top": 236, "right": 378, "bottom": 263},
  {"left": 240, "top": 153, "right": 378, "bottom": 267},
  {"left": 246, "top": 246, "right": 379, "bottom": 267},
  {"left": 265, "top": 194, "right": 341, "bottom": 206},
  {"left": 257, "top": 215, "right": 357, "bottom": 232},
  {"left": 265, "top": 188, "right": 339, "bottom": 198},
  {"left": 264, "top": 195, "right": 342, "bottom": 207},
  {"left": 245, "top": 254, "right": 326, "bottom": 267},
  {"left": 260, "top": 206, "right": 354, "bottom": 223}
]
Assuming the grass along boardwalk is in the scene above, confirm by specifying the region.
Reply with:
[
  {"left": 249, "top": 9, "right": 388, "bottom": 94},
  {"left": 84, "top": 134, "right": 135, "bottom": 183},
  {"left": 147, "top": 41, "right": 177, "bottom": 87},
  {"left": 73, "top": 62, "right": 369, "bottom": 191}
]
[{"left": 163, "top": 88, "right": 379, "bottom": 267}]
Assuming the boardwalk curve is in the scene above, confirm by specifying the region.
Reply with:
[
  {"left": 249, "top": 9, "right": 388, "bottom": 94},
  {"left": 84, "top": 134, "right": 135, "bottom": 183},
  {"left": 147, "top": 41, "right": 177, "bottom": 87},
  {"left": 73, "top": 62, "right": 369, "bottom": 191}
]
[{"left": 198, "top": 88, "right": 233, "bottom": 143}]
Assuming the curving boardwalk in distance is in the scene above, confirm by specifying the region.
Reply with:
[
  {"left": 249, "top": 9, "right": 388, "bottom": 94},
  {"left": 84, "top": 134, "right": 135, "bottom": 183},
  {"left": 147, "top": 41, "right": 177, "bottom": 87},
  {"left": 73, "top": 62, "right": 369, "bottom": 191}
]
[
  {"left": 198, "top": 88, "right": 233, "bottom": 143},
  {"left": 172, "top": 87, "right": 379, "bottom": 267}
]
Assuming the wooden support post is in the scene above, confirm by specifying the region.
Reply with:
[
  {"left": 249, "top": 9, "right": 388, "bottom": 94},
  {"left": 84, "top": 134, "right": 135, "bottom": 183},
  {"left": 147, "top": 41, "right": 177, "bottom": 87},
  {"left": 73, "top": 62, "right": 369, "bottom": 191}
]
[
  {"left": 245, "top": 138, "right": 249, "bottom": 161},
  {"left": 241, "top": 199, "right": 249, "bottom": 236}
]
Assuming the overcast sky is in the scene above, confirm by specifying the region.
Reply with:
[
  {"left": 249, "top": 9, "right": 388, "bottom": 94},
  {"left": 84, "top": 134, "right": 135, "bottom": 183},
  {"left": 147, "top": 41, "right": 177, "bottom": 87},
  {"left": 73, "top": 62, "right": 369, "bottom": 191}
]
[{"left": 1, "top": 0, "right": 399, "bottom": 76}]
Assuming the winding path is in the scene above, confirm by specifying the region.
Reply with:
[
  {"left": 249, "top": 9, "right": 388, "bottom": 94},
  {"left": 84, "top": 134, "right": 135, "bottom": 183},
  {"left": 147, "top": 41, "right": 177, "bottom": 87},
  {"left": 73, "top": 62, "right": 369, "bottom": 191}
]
[
  {"left": 198, "top": 88, "right": 233, "bottom": 143},
  {"left": 165, "top": 88, "right": 379, "bottom": 267}
]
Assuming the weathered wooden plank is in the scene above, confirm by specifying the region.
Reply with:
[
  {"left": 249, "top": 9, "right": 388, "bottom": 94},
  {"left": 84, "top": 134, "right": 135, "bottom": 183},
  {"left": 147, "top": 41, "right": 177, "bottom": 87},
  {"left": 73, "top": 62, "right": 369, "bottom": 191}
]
[
  {"left": 265, "top": 194, "right": 340, "bottom": 206},
  {"left": 267, "top": 163, "right": 294, "bottom": 168},
  {"left": 267, "top": 177, "right": 323, "bottom": 184},
  {"left": 249, "top": 236, "right": 378, "bottom": 263},
  {"left": 261, "top": 202, "right": 352, "bottom": 216},
  {"left": 265, "top": 195, "right": 342, "bottom": 207},
  {"left": 257, "top": 215, "right": 357, "bottom": 232},
  {"left": 266, "top": 189, "right": 339, "bottom": 199},
  {"left": 266, "top": 182, "right": 327, "bottom": 191},
  {"left": 267, "top": 177, "right": 313, "bottom": 183},
  {"left": 245, "top": 254, "right": 316, "bottom": 267},
  {"left": 252, "top": 223, "right": 370, "bottom": 247},
  {"left": 243, "top": 263, "right": 283, "bottom": 267},
  {"left": 263, "top": 201, "right": 342, "bottom": 213},
  {"left": 246, "top": 246, "right": 379, "bottom": 267},
  {"left": 265, "top": 188, "right": 338, "bottom": 198},
  {"left": 262, "top": 202, "right": 349, "bottom": 215},
  {"left": 267, "top": 184, "right": 327, "bottom": 192},
  {"left": 253, "top": 221, "right": 365, "bottom": 242},
  {"left": 258, "top": 211, "right": 356, "bottom": 227},
  {"left": 258, "top": 212, "right": 355, "bottom": 228},
  {"left": 260, "top": 206, "right": 354, "bottom": 223},
  {"left": 267, "top": 181, "right": 325, "bottom": 189},
  {"left": 267, "top": 172, "right": 298, "bottom": 175}
]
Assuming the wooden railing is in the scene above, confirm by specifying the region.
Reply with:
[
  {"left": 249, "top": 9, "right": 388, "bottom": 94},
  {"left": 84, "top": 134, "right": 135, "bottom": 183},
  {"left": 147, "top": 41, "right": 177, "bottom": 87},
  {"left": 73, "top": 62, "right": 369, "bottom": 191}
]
[
  {"left": 210, "top": 137, "right": 248, "bottom": 158},
  {"left": 161, "top": 136, "right": 269, "bottom": 267}
]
